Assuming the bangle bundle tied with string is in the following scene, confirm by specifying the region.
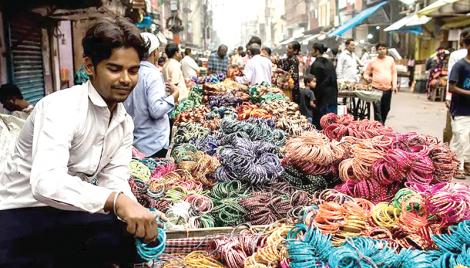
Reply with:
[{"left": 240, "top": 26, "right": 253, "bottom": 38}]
[
  {"left": 236, "top": 104, "right": 272, "bottom": 120},
  {"left": 239, "top": 190, "right": 310, "bottom": 225},
  {"left": 173, "top": 122, "right": 211, "bottom": 145},
  {"left": 321, "top": 113, "right": 393, "bottom": 141},
  {"left": 216, "top": 138, "right": 284, "bottom": 185},
  {"left": 260, "top": 100, "right": 314, "bottom": 137},
  {"left": 248, "top": 83, "right": 287, "bottom": 103},
  {"left": 282, "top": 131, "right": 346, "bottom": 176},
  {"left": 208, "top": 230, "right": 267, "bottom": 268},
  {"left": 219, "top": 117, "right": 286, "bottom": 146},
  {"left": 177, "top": 151, "right": 220, "bottom": 186}
]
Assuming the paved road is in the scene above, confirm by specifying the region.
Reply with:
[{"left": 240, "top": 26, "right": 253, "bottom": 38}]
[
  {"left": 386, "top": 90, "right": 446, "bottom": 139},
  {"left": 383, "top": 90, "right": 469, "bottom": 184}
]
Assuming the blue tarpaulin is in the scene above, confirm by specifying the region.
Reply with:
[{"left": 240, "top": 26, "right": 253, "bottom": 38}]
[{"left": 329, "top": 1, "right": 389, "bottom": 37}]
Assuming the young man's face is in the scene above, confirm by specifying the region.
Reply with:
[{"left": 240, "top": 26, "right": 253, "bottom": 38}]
[
  {"left": 346, "top": 41, "right": 355, "bottom": 53},
  {"left": 1, "top": 98, "right": 20, "bottom": 111},
  {"left": 377, "top": 46, "right": 387, "bottom": 58},
  {"left": 86, "top": 47, "right": 140, "bottom": 106}
]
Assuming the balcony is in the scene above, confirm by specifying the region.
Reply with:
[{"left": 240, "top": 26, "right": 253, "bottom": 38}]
[{"left": 287, "top": 14, "right": 309, "bottom": 28}]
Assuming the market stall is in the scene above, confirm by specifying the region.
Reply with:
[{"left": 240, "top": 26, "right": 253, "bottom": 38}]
[
  {"left": 337, "top": 81, "right": 382, "bottom": 120},
  {"left": 128, "top": 75, "right": 468, "bottom": 268}
]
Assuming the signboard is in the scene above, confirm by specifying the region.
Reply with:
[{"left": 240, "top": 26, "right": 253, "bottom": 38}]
[{"left": 170, "top": 0, "right": 178, "bottom": 11}]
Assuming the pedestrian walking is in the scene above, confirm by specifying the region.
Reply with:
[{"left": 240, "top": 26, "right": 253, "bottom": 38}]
[
  {"left": 309, "top": 43, "right": 338, "bottom": 129},
  {"left": 124, "top": 32, "right": 179, "bottom": 159},
  {"left": 449, "top": 32, "right": 470, "bottom": 179},
  {"left": 336, "top": 39, "right": 361, "bottom": 82},
  {"left": 235, "top": 44, "right": 272, "bottom": 85},
  {"left": 0, "top": 17, "right": 167, "bottom": 267},
  {"left": 444, "top": 30, "right": 469, "bottom": 143},
  {"left": 181, "top": 48, "right": 200, "bottom": 79},
  {"left": 363, "top": 43, "right": 398, "bottom": 125},
  {"left": 163, "top": 44, "right": 189, "bottom": 101},
  {"left": 408, "top": 55, "right": 415, "bottom": 87},
  {"left": 208, "top": 45, "right": 230, "bottom": 75}
]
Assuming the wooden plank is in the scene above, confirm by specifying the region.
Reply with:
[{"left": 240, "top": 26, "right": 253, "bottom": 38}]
[{"left": 166, "top": 225, "right": 269, "bottom": 239}]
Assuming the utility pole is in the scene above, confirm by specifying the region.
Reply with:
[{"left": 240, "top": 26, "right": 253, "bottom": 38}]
[
  {"left": 265, "top": 0, "right": 272, "bottom": 47},
  {"left": 203, "top": 0, "right": 208, "bottom": 52}
]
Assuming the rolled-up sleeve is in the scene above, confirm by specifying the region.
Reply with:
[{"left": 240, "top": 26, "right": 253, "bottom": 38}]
[
  {"left": 146, "top": 73, "right": 174, "bottom": 119},
  {"left": 30, "top": 104, "right": 114, "bottom": 214}
]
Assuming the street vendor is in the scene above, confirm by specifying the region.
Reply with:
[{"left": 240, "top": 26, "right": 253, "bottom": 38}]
[{"left": 0, "top": 17, "right": 167, "bottom": 267}]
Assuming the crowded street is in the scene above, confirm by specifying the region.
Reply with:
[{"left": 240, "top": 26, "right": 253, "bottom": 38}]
[{"left": 1, "top": 0, "right": 470, "bottom": 267}]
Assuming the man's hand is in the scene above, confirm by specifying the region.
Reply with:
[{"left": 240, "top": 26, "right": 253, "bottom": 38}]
[
  {"left": 392, "top": 86, "right": 398, "bottom": 93},
  {"left": 114, "top": 193, "right": 168, "bottom": 243},
  {"left": 166, "top": 82, "right": 180, "bottom": 102}
]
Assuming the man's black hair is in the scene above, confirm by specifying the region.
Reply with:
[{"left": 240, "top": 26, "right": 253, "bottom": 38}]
[
  {"left": 375, "top": 42, "right": 387, "bottom": 50},
  {"left": 464, "top": 32, "right": 470, "bottom": 45},
  {"left": 250, "top": 44, "right": 261, "bottom": 56},
  {"left": 0, "top": 83, "right": 23, "bottom": 103},
  {"left": 238, "top": 46, "right": 244, "bottom": 52},
  {"left": 158, "top": 57, "right": 166, "bottom": 65},
  {"left": 247, "top": 36, "right": 262, "bottom": 46},
  {"left": 262, "top": 47, "right": 272, "bottom": 56},
  {"left": 345, "top": 39, "right": 355, "bottom": 46},
  {"left": 304, "top": 74, "right": 316, "bottom": 86},
  {"left": 185, "top": 48, "right": 192, "bottom": 56},
  {"left": 165, "top": 44, "right": 180, "bottom": 59},
  {"left": 82, "top": 17, "right": 146, "bottom": 67}
]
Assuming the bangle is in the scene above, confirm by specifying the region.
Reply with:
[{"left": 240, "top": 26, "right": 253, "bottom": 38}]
[{"left": 113, "top": 191, "right": 123, "bottom": 217}]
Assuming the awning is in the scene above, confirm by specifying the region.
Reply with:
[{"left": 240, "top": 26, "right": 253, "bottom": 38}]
[
  {"left": 441, "top": 17, "right": 470, "bottom": 30},
  {"left": 298, "top": 34, "right": 321, "bottom": 45},
  {"left": 329, "top": 1, "right": 388, "bottom": 37},
  {"left": 384, "top": 14, "right": 431, "bottom": 34},
  {"left": 418, "top": 0, "right": 459, "bottom": 17},
  {"left": 278, "top": 38, "right": 295, "bottom": 45}
]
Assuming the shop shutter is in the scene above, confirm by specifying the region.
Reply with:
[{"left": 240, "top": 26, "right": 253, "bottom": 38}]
[{"left": 9, "top": 16, "right": 45, "bottom": 104}]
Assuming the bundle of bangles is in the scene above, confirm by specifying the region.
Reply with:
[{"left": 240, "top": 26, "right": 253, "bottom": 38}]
[{"left": 127, "top": 77, "right": 468, "bottom": 267}]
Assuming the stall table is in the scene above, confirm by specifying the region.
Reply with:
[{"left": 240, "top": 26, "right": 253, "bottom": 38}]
[{"left": 338, "top": 91, "right": 372, "bottom": 120}]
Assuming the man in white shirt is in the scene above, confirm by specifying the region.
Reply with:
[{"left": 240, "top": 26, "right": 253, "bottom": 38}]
[
  {"left": 163, "top": 44, "right": 189, "bottom": 101},
  {"left": 0, "top": 17, "right": 167, "bottom": 267},
  {"left": 447, "top": 30, "right": 469, "bottom": 101},
  {"left": 181, "top": 48, "right": 200, "bottom": 79},
  {"left": 236, "top": 44, "right": 272, "bottom": 85},
  {"left": 336, "top": 39, "right": 361, "bottom": 82}
]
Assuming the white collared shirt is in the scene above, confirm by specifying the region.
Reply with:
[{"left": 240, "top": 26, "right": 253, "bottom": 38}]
[
  {"left": 181, "top": 56, "right": 200, "bottom": 79},
  {"left": 162, "top": 58, "right": 189, "bottom": 101},
  {"left": 336, "top": 50, "right": 360, "bottom": 82},
  {"left": 0, "top": 81, "right": 136, "bottom": 213},
  {"left": 235, "top": 55, "right": 272, "bottom": 85}
]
